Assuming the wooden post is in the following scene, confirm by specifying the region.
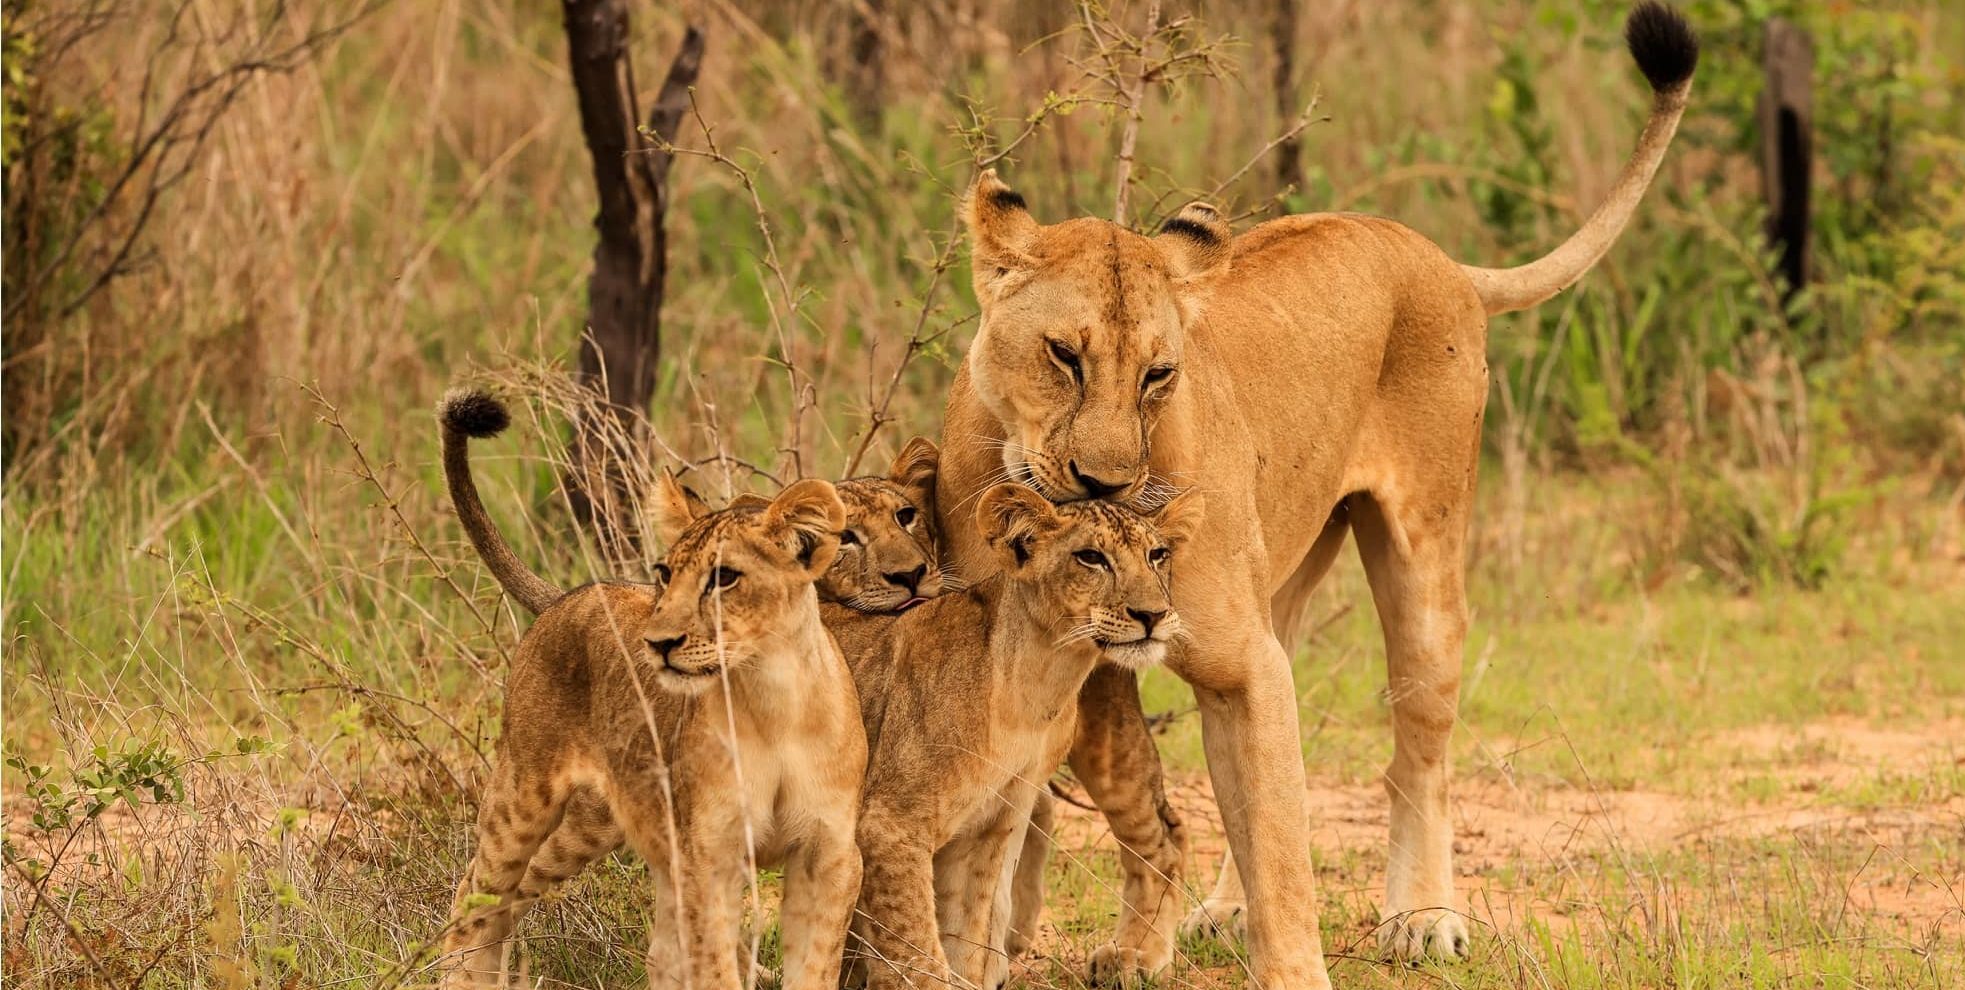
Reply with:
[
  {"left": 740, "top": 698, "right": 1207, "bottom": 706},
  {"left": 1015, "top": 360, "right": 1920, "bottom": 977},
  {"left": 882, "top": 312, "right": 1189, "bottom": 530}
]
[
  {"left": 1759, "top": 18, "right": 1812, "bottom": 303},
  {"left": 560, "top": 4, "right": 704, "bottom": 562}
]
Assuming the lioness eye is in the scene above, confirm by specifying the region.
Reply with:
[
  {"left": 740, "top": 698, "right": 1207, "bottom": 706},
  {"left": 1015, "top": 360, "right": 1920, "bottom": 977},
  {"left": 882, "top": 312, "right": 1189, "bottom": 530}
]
[
  {"left": 1149, "top": 546, "right": 1172, "bottom": 565},
  {"left": 839, "top": 530, "right": 862, "bottom": 547},
  {"left": 1143, "top": 366, "right": 1174, "bottom": 390},
  {"left": 709, "top": 567, "right": 743, "bottom": 591},
  {"left": 895, "top": 507, "right": 917, "bottom": 528},
  {"left": 652, "top": 563, "right": 673, "bottom": 584},
  {"left": 1073, "top": 549, "right": 1108, "bottom": 569},
  {"left": 1048, "top": 340, "right": 1082, "bottom": 380}
]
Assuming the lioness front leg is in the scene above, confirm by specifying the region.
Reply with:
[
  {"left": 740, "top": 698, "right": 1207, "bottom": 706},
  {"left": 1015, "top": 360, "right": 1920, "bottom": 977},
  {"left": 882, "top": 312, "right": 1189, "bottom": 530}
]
[
  {"left": 854, "top": 810, "right": 951, "bottom": 990},
  {"left": 779, "top": 825, "right": 864, "bottom": 990},
  {"left": 1183, "top": 629, "right": 1330, "bottom": 990}
]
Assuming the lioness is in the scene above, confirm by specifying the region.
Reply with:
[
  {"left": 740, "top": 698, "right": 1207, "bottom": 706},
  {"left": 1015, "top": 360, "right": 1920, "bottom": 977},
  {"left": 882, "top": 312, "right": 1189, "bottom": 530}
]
[
  {"left": 438, "top": 413, "right": 864, "bottom": 990},
  {"left": 936, "top": 5, "right": 1699, "bottom": 985},
  {"left": 835, "top": 483, "right": 1202, "bottom": 990},
  {"left": 438, "top": 389, "right": 944, "bottom": 617}
]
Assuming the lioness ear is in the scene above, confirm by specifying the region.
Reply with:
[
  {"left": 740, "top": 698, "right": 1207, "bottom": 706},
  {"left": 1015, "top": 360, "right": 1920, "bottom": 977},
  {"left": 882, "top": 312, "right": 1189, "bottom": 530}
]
[
  {"left": 766, "top": 479, "right": 847, "bottom": 578},
  {"left": 1147, "top": 489, "right": 1206, "bottom": 549},
  {"left": 965, "top": 169, "right": 1039, "bottom": 300},
  {"left": 1155, "top": 202, "right": 1230, "bottom": 277},
  {"left": 653, "top": 469, "right": 711, "bottom": 545},
  {"left": 888, "top": 436, "right": 939, "bottom": 514},
  {"left": 976, "top": 483, "right": 1061, "bottom": 570}
]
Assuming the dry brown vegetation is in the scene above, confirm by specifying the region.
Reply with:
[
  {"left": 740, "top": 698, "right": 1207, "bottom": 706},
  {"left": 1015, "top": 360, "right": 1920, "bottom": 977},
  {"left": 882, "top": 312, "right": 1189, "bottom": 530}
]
[{"left": 3, "top": 0, "right": 1962, "bottom": 987}]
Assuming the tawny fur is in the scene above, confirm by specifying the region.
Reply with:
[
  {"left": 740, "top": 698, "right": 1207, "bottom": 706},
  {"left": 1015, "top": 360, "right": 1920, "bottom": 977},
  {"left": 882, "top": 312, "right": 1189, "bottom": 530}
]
[
  {"left": 834, "top": 485, "right": 1202, "bottom": 990},
  {"left": 938, "top": 8, "right": 1697, "bottom": 984},
  {"left": 438, "top": 482, "right": 865, "bottom": 990}
]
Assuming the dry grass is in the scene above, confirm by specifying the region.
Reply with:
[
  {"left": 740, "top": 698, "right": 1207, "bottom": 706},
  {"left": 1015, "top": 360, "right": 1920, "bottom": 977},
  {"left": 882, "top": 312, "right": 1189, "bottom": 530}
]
[{"left": 4, "top": 0, "right": 1964, "bottom": 987}]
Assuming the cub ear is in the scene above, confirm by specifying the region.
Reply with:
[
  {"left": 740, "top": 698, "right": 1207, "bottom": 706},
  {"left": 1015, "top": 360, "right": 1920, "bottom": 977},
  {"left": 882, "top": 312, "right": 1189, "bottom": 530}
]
[
  {"left": 766, "top": 479, "right": 847, "bottom": 578},
  {"left": 976, "top": 483, "right": 1061, "bottom": 570},
  {"left": 887, "top": 436, "right": 940, "bottom": 513},
  {"left": 1147, "top": 488, "right": 1206, "bottom": 549},
  {"left": 727, "top": 492, "right": 772, "bottom": 512},
  {"left": 653, "top": 469, "right": 712, "bottom": 545},
  {"left": 1154, "top": 202, "right": 1230, "bottom": 278},
  {"left": 965, "top": 169, "right": 1040, "bottom": 300}
]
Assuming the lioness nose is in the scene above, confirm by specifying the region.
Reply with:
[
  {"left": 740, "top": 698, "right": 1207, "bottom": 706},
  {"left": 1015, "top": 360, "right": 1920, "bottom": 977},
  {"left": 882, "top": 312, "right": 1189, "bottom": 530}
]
[
  {"left": 1127, "top": 607, "right": 1166, "bottom": 635},
  {"left": 884, "top": 564, "right": 927, "bottom": 595},
  {"left": 647, "top": 636, "right": 685, "bottom": 660},
  {"left": 1069, "top": 461, "right": 1132, "bottom": 499}
]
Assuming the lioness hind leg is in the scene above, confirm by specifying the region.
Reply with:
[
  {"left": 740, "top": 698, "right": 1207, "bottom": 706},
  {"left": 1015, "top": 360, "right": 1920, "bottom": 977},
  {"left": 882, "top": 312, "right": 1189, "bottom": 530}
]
[
  {"left": 441, "top": 763, "right": 572, "bottom": 988},
  {"left": 1352, "top": 490, "right": 1472, "bottom": 962}
]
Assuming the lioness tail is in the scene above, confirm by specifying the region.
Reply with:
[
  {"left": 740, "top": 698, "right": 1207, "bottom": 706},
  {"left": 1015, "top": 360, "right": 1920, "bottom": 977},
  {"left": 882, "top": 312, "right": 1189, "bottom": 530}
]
[
  {"left": 1459, "top": 2, "right": 1699, "bottom": 316},
  {"left": 439, "top": 389, "right": 564, "bottom": 616}
]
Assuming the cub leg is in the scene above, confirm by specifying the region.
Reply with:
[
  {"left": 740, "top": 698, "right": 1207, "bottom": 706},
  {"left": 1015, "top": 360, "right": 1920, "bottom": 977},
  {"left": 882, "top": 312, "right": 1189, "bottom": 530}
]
[
  {"left": 516, "top": 790, "right": 623, "bottom": 897},
  {"left": 778, "top": 824, "right": 864, "bottom": 990},
  {"left": 933, "top": 806, "right": 1023, "bottom": 989},
  {"left": 1003, "top": 793, "right": 1053, "bottom": 956},
  {"left": 618, "top": 804, "right": 746, "bottom": 990},
  {"left": 1070, "top": 666, "right": 1186, "bottom": 985},
  {"left": 854, "top": 808, "right": 951, "bottom": 990},
  {"left": 441, "top": 762, "right": 571, "bottom": 988}
]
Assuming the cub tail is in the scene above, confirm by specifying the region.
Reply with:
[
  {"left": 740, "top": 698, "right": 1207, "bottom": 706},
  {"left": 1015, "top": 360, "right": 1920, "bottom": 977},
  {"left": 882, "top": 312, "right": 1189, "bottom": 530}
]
[{"left": 439, "top": 389, "right": 564, "bottom": 616}]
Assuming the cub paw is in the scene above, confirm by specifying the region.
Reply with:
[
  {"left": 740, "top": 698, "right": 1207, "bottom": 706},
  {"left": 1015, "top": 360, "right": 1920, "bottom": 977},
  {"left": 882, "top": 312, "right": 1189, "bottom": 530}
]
[
  {"left": 1377, "top": 907, "right": 1471, "bottom": 963},
  {"left": 1176, "top": 899, "right": 1246, "bottom": 942},
  {"left": 1088, "top": 943, "right": 1169, "bottom": 987}
]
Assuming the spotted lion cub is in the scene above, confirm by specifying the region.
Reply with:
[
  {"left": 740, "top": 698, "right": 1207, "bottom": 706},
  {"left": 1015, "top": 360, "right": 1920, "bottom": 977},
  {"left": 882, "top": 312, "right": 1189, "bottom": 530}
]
[
  {"left": 832, "top": 483, "right": 1203, "bottom": 990},
  {"left": 438, "top": 464, "right": 864, "bottom": 990}
]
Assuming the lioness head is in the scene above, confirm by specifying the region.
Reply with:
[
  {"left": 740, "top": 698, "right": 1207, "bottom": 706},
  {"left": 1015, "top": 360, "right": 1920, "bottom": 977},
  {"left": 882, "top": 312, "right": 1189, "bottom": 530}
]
[
  {"left": 640, "top": 474, "right": 846, "bottom": 695},
  {"left": 977, "top": 482, "right": 1204, "bottom": 670},
  {"left": 963, "top": 170, "right": 1230, "bottom": 503}
]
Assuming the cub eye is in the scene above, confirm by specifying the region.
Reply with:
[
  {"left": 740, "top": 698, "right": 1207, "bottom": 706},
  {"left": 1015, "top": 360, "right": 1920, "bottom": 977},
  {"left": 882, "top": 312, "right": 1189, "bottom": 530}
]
[
  {"left": 1072, "top": 549, "right": 1108, "bottom": 569},
  {"left": 839, "top": 529, "right": 862, "bottom": 547},
  {"left": 1048, "top": 340, "right": 1082, "bottom": 380},
  {"left": 895, "top": 507, "right": 917, "bottom": 528},
  {"left": 652, "top": 563, "right": 673, "bottom": 584},
  {"left": 1143, "top": 366, "right": 1175, "bottom": 390},
  {"left": 709, "top": 567, "right": 743, "bottom": 591},
  {"left": 1148, "top": 546, "right": 1172, "bottom": 565}
]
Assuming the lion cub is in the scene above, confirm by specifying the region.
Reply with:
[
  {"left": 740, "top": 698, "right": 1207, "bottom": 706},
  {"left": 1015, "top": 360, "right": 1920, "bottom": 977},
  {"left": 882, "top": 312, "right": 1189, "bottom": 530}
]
[
  {"left": 439, "top": 474, "right": 865, "bottom": 990},
  {"left": 833, "top": 483, "right": 1202, "bottom": 990}
]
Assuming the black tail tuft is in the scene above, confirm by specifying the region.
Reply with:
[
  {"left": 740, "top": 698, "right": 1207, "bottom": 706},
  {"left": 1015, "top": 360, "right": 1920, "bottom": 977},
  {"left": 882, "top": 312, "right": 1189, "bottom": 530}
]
[
  {"left": 440, "top": 388, "right": 510, "bottom": 439},
  {"left": 1625, "top": 2, "right": 1698, "bottom": 92}
]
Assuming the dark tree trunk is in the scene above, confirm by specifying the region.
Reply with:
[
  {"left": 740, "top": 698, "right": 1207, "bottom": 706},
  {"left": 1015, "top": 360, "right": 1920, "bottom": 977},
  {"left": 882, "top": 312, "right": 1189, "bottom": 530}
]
[
  {"left": 559, "top": 3, "right": 703, "bottom": 562},
  {"left": 1271, "top": 0, "right": 1302, "bottom": 197},
  {"left": 1758, "top": 18, "right": 1812, "bottom": 305},
  {"left": 844, "top": 0, "right": 885, "bottom": 130}
]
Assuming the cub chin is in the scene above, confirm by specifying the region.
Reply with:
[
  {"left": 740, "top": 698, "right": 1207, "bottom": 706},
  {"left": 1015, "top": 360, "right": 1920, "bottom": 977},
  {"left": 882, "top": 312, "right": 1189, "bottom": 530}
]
[
  {"left": 439, "top": 478, "right": 866, "bottom": 990},
  {"left": 832, "top": 483, "right": 1203, "bottom": 990}
]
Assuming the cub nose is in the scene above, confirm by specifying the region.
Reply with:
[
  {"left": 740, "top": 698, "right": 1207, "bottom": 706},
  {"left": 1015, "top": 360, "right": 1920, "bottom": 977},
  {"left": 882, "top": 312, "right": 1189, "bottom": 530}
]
[
  {"left": 1127, "top": 607, "right": 1166, "bottom": 635},
  {"left": 1068, "top": 461, "right": 1132, "bottom": 499},
  {"left": 647, "top": 635, "right": 686, "bottom": 660},
  {"left": 884, "top": 564, "right": 927, "bottom": 595}
]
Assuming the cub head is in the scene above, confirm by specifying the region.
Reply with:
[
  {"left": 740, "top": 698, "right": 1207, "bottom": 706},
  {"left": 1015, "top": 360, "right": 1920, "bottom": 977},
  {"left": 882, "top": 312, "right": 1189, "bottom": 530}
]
[
  {"left": 977, "top": 482, "right": 1205, "bottom": 670},
  {"left": 820, "top": 437, "right": 946, "bottom": 613},
  {"left": 639, "top": 473, "right": 845, "bottom": 695},
  {"left": 963, "top": 169, "right": 1230, "bottom": 503}
]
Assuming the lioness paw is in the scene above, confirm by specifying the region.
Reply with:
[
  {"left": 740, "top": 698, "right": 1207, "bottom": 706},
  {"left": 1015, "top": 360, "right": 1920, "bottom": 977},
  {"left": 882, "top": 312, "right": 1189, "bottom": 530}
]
[{"left": 1377, "top": 907, "right": 1471, "bottom": 963}]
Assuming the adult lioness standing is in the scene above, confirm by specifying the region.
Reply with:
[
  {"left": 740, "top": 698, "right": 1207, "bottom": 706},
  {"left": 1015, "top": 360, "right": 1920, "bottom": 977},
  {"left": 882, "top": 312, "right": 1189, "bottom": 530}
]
[{"left": 934, "top": 5, "right": 1697, "bottom": 986}]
